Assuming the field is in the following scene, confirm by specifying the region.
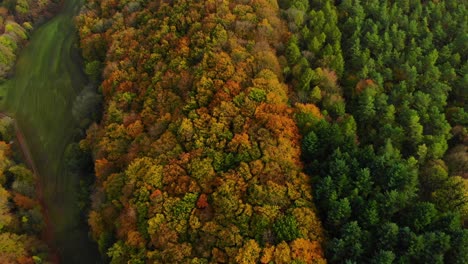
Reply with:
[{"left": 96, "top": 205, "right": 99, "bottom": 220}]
[{"left": 0, "top": 0, "right": 99, "bottom": 262}]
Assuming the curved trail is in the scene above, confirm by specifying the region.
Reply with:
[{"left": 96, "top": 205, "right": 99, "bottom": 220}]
[{"left": 0, "top": 0, "right": 100, "bottom": 262}]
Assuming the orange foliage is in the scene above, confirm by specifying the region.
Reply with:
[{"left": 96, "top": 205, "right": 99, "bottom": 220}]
[
  {"left": 117, "top": 81, "right": 134, "bottom": 93},
  {"left": 260, "top": 246, "right": 275, "bottom": 263},
  {"left": 117, "top": 206, "right": 137, "bottom": 239},
  {"left": 196, "top": 193, "right": 209, "bottom": 209},
  {"left": 255, "top": 103, "right": 298, "bottom": 140},
  {"left": 0, "top": 141, "right": 11, "bottom": 156},
  {"left": 88, "top": 210, "right": 104, "bottom": 240},
  {"left": 13, "top": 193, "right": 38, "bottom": 210},
  {"left": 150, "top": 189, "right": 162, "bottom": 200},
  {"left": 17, "top": 257, "right": 34, "bottom": 264},
  {"left": 177, "top": 37, "right": 191, "bottom": 57},
  {"left": 291, "top": 238, "right": 325, "bottom": 263},
  {"left": 94, "top": 158, "right": 113, "bottom": 180},
  {"left": 126, "top": 120, "right": 144, "bottom": 138},
  {"left": 228, "top": 133, "right": 251, "bottom": 153},
  {"left": 78, "top": 0, "right": 325, "bottom": 261},
  {"left": 355, "top": 79, "right": 377, "bottom": 94},
  {"left": 127, "top": 231, "right": 145, "bottom": 248},
  {"left": 212, "top": 247, "right": 227, "bottom": 263}
]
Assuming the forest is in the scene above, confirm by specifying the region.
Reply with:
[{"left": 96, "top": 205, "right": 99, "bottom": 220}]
[
  {"left": 0, "top": 0, "right": 466, "bottom": 263},
  {"left": 78, "top": 0, "right": 326, "bottom": 262},
  {"left": 283, "top": 0, "right": 467, "bottom": 262},
  {"left": 0, "top": 117, "right": 50, "bottom": 263},
  {"left": 76, "top": 0, "right": 467, "bottom": 262}
]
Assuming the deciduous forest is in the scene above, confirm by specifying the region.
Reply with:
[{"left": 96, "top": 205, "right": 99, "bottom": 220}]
[
  {"left": 78, "top": 0, "right": 326, "bottom": 262},
  {"left": 0, "top": 0, "right": 466, "bottom": 263},
  {"left": 76, "top": 0, "right": 467, "bottom": 262},
  {"left": 0, "top": 117, "right": 50, "bottom": 263}
]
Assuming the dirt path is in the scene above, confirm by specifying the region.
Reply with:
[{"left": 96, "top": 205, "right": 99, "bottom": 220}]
[{"left": 0, "top": 112, "right": 60, "bottom": 264}]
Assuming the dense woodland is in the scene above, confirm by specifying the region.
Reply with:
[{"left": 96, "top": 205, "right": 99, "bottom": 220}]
[
  {"left": 0, "top": 0, "right": 465, "bottom": 263},
  {"left": 76, "top": 0, "right": 467, "bottom": 263},
  {"left": 281, "top": 0, "right": 468, "bottom": 263},
  {"left": 0, "top": 0, "right": 60, "bottom": 79},
  {"left": 78, "top": 0, "right": 327, "bottom": 262},
  {"left": 0, "top": 117, "right": 50, "bottom": 263}
]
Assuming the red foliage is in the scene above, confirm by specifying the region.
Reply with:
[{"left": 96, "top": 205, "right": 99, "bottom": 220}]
[
  {"left": 355, "top": 79, "right": 376, "bottom": 94},
  {"left": 196, "top": 193, "right": 209, "bottom": 209},
  {"left": 95, "top": 158, "right": 114, "bottom": 181},
  {"left": 150, "top": 189, "right": 162, "bottom": 200},
  {"left": 17, "top": 257, "right": 34, "bottom": 264},
  {"left": 13, "top": 193, "right": 38, "bottom": 210}
]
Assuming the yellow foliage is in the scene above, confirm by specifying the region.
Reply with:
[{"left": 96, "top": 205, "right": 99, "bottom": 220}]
[
  {"left": 260, "top": 245, "right": 275, "bottom": 263},
  {"left": 273, "top": 241, "right": 291, "bottom": 264},
  {"left": 291, "top": 238, "right": 325, "bottom": 263},
  {"left": 295, "top": 103, "right": 323, "bottom": 120},
  {"left": 235, "top": 239, "right": 261, "bottom": 264}
]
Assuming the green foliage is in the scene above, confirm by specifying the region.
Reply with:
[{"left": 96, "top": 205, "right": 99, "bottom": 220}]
[
  {"left": 302, "top": 131, "right": 318, "bottom": 155},
  {"left": 98, "top": 232, "right": 113, "bottom": 257},
  {"left": 107, "top": 241, "right": 126, "bottom": 263},
  {"left": 85, "top": 60, "right": 102, "bottom": 83},
  {"left": 78, "top": 0, "right": 467, "bottom": 263},
  {"left": 405, "top": 202, "right": 437, "bottom": 232},
  {"left": 328, "top": 221, "right": 364, "bottom": 262},
  {"left": 273, "top": 215, "right": 300, "bottom": 242},
  {"left": 250, "top": 213, "right": 270, "bottom": 245},
  {"left": 0, "top": 233, "right": 27, "bottom": 260},
  {"left": 171, "top": 192, "right": 198, "bottom": 221},
  {"left": 293, "top": 1, "right": 468, "bottom": 263},
  {"left": 371, "top": 250, "right": 395, "bottom": 264},
  {"left": 248, "top": 88, "right": 267, "bottom": 102},
  {"left": 5, "top": 22, "right": 27, "bottom": 41},
  {"left": 64, "top": 142, "right": 92, "bottom": 172},
  {"left": 78, "top": 0, "right": 329, "bottom": 261},
  {"left": 286, "top": 39, "right": 301, "bottom": 64},
  {"left": 309, "top": 86, "right": 322, "bottom": 103},
  {"left": 15, "top": 0, "right": 30, "bottom": 14},
  {"left": 327, "top": 198, "right": 351, "bottom": 227}
]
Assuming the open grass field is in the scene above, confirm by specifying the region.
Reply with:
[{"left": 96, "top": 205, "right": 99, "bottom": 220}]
[{"left": 0, "top": 0, "right": 100, "bottom": 262}]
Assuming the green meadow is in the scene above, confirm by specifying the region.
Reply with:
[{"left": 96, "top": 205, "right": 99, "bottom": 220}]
[{"left": 0, "top": 0, "right": 99, "bottom": 262}]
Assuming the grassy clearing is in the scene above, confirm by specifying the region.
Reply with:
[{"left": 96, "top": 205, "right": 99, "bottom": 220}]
[{"left": 0, "top": 0, "right": 100, "bottom": 262}]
